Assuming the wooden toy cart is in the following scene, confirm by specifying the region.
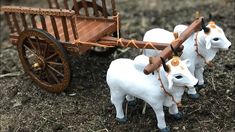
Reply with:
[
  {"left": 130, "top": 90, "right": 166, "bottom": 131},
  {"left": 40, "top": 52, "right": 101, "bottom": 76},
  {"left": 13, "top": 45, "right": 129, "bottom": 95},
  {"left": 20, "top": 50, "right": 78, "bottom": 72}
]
[{"left": 0, "top": 0, "right": 202, "bottom": 93}]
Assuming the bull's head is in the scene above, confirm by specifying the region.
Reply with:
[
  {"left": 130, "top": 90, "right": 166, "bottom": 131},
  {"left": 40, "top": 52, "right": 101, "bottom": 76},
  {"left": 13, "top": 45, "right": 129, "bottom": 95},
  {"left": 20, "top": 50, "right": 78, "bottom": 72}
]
[
  {"left": 161, "top": 57, "right": 198, "bottom": 89},
  {"left": 201, "top": 19, "right": 231, "bottom": 50},
  {"left": 160, "top": 56, "right": 198, "bottom": 103}
]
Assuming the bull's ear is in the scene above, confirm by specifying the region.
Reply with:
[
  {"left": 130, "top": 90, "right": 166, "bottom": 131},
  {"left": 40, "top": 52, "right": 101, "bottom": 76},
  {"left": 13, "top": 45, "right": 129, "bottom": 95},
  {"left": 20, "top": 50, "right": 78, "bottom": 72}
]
[
  {"left": 205, "top": 37, "right": 212, "bottom": 49},
  {"left": 183, "top": 59, "right": 191, "bottom": 67}
]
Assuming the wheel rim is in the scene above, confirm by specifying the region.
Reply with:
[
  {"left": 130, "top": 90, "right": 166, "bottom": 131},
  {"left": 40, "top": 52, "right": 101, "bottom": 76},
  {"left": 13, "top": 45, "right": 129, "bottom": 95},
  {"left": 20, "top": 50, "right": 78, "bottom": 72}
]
[{"left": 18, "top": 29, "right": 70, "bottom": 93}]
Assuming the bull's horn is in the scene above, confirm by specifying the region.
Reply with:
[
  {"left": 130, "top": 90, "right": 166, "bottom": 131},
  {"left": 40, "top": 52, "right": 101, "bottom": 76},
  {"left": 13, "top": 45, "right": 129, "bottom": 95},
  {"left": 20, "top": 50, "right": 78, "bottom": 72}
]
[
  {"left": 160, "top": 57, "right": 169, "bottom": 72},
  {"left": 201, "top": 18, "right": 210, "bottom": 33},
  {"left": 209, "top": 13, "right": 212, "bottom": 21},
  {"left": 170, "top": 45, "right": 178, "bottom": 56}
]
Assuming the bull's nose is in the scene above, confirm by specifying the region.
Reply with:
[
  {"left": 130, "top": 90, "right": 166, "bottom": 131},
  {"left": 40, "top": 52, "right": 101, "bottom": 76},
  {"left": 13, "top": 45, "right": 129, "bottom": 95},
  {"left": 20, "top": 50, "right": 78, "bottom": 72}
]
[
  {"left": 228, "top": 45, "right": 231, "bottom": 49},
  {"left": 194, "top": 81, "right": 199, "bottom": 87}
]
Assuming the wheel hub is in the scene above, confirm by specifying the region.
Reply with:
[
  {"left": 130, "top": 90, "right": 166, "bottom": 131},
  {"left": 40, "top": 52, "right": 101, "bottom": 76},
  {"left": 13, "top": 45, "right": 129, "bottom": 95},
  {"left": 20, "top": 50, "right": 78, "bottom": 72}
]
[{"left": 33, "top": 57, "right": 46, "bottom": 70}]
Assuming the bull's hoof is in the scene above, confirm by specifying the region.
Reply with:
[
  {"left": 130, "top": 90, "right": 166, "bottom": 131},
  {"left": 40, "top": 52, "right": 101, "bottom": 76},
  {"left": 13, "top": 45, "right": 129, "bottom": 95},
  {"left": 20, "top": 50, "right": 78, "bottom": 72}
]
[
  {"left": 171, "top": 111, "right": 183, "bottom": 120},
  {"left": 195, "top": 84, "right": 206, "bottom": 89},
  {"left": 116, "top": 116, "right": 127, "bottom": 123},
  {"left": 128, "top": 100, "right": 137, "bottom": 106},
  {"left": 159, "top": 127, "right": 170, "bottom": 132},
  {"left": 188, "top": 93, "right": 200, "bottom": 99}
]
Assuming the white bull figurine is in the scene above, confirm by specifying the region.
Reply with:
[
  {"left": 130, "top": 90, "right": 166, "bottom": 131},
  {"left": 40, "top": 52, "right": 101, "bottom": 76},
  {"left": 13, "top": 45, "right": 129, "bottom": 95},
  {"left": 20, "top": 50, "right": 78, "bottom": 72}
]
[
  {"left": 143, "top": 20, "right": 231, "bottom": 99},
  {"left": 106, "top": 55, "right": 198, "bottom": 132}
]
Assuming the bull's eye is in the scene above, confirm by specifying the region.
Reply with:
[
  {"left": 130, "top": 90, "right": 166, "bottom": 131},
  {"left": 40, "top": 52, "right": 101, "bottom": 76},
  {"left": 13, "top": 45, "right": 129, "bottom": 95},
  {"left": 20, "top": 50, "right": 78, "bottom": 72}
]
[
  {"left": 213, "top": 37, "right": 219, "bottom": 41},
  {"left": 175, "top": 75, "right": 183, "bottom": 79}
]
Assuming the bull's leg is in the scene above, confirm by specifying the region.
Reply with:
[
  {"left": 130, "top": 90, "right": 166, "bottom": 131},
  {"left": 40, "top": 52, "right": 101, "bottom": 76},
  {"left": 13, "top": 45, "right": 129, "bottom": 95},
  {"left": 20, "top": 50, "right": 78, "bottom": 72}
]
[
  {"left": 168, "top": 103, "right": 178, "bottom": 114},
  {"left": 195, "top": 67, "right": 206, "bottom": 88},
  {"left": 110, "top": 91, "right": 127, "bottom": 123},
  {"left": 169, "top": 104, "right": 182, "bottom": 120},
  {"left": 149, "top": 102, "right": 169, "bottom": 131},
  {"left": 126, "top": 94, "right": 136, "bottom": 106},
  {"left": 187, "top": 65, "right": 200, "bottom": 99}
]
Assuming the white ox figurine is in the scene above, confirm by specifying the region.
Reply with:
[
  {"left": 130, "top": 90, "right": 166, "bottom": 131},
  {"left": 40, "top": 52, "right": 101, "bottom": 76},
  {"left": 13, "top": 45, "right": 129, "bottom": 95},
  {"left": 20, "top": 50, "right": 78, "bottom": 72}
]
[
  {"left": 106, "top": 55, "right": 198, "bottom": 132},
  {"left": 143, "top": 20, "right": 231, "bottom": 99}
]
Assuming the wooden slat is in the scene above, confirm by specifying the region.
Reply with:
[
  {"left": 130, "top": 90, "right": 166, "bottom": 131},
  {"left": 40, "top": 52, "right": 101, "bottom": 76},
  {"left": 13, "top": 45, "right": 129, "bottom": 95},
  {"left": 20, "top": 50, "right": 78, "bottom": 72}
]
[
  {"left": 101, "top": 0, "right": 108, "bottom": 18},
  {"left": 1, "top": 6, "right": 75, "bottom": 17},
  {"left": 73, "top": 0, "right": 79, "bottom": 15},
  {"left": 77, "top": 21, "right": 97, "bottom": 35},
  {"left": 30, "top": 14, "right": 37, "bottom": 28},
  {"left": 76, "top": 20, "right": 87, "bottom": 28},
  {"left": 83, "top": 22, "right": 115, "bottom": 41},
  {"left": 47, "top": 0, "right": 53, "bottom": 8},
  {"left": 54, "top": 0, "right": 60, "bottom": 9},
  {"left": 50, "top": 16, "right": 60, "bottom": 40},
  {"left": 70, "top": 16, "right": 79, "bottom": 40},
  {"left": 81, "top": 0, "right": 89, "bottom": 16},
  {"left": 20, "top": 13, "right": 28, "bottom": 30},
  {"left": 111, "top": 0, "right": 117, "bottom": 16},
  {"left": 40, "top": 15, "right": 47, "bottom": 31},
  {"left": 78, "top": 20, "right": 116, "bottom": 42},
  {"left": 61, "top": 16, "right": 69, "bottom": 41},
  {"left": 92, "top": 0, "right": 99, "bottom": 17},
  {"left": 4, "top": 12, "right": 14, "bottom": 33},
  {"left": 77, "top": 15, "right": 116, "bottom": 22},
  {"left": 12, "top": 13, "right": 21, "bottom": 34},
  {"left": 78, "top": 21, "right": 101, "bottom": 37},
  {"left": 63, "top": 0, "right": 69, "bottom": 9}
]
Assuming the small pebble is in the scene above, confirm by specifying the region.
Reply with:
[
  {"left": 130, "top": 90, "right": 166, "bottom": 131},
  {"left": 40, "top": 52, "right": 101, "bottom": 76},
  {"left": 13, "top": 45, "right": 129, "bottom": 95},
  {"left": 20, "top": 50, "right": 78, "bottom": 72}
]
[
  {"left": 226, "top": 89, "right": 230, "bottom": 94},
  {"left": 68, "top": 93, "right": 76, "bottom": 96}
]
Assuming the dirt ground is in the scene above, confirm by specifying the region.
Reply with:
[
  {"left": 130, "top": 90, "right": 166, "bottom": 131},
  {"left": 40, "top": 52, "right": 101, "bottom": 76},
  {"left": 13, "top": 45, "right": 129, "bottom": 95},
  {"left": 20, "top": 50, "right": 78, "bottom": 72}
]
[{"left": 0, "top": 0, "right": 234, "bottom": 132}]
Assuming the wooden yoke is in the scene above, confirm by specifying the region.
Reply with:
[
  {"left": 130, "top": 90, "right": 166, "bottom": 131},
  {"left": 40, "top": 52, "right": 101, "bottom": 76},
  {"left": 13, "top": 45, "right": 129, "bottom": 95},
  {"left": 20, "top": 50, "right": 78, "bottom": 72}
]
[{"left": 144, "top": 17, "right": 203, "bottom": 75}]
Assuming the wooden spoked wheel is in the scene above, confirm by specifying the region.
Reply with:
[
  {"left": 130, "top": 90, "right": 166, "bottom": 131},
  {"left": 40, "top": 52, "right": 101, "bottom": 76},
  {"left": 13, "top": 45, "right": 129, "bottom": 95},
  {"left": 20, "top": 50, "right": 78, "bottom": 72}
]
[
  {"left": 17, "top": 29, "right": 71, "bottom": 93},
  {"left": 74, "top": 1, "right": 119, "bottom": 56}
]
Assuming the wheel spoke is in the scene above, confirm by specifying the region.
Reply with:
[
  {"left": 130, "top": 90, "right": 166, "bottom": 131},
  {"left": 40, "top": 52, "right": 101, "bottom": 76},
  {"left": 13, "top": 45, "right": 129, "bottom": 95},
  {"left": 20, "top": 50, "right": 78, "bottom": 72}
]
[
  {"left": 47, "top": 61, "right": 63, "bottom": 67},
  {"left": 24, "top": 45, "right": 40, "bottom": 58},
  {"left": 45, "top": 52, "right": 58, "bottom": 61},
  {"left": 27, "top": 38, "right": 38, "bottom": 53},
  {"left": 43, "top": 44, "right": 48, "bottom": 58},
  {"left": 47, "top": 65, "right": 64, "bottom": 77},
  {"left": 46, "top": 68, "right": 60, "bottom": 83},
  {"left": 35, "top": 36, "right": 42, "bottom": 55},
  {"left": 45, "top": 70, "right": 51, "bottom": 83},
  {"left": 34, "top": 68, "right": 43, "bottom": 79}
]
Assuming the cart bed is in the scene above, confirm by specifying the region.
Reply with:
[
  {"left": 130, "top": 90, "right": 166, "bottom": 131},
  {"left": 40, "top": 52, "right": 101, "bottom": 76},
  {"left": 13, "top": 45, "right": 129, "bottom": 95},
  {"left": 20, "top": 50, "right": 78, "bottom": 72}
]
[{"left": 36, "top": 17, "right": 117, "bottom": 43}]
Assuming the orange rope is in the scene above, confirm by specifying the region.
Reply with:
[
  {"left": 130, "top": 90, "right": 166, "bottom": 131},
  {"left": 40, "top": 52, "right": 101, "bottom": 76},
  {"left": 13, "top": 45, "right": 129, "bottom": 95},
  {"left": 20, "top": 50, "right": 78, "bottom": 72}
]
[
  {"left": 113, "top": 12, "right": 162, "bottom": 51},
  {"left": 143, "top": 42, "right": 160, "bottom": 50},
  {"left": 116, "top": 38, "right": 163, "bottom": 50}
]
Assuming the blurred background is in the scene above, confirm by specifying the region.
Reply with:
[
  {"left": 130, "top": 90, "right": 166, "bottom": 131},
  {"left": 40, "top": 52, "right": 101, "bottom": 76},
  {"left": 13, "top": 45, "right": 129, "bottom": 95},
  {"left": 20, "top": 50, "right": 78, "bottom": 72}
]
[{"left": 0, "top": 0, "right": 234, "bottom": 132}]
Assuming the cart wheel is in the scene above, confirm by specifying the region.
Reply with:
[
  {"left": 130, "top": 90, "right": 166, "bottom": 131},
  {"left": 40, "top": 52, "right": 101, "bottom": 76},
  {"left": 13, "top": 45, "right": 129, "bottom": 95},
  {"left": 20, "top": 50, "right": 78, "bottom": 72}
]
[
  {"left": 73, "top": 1, "right": 119, "bottom": 56},
  {"left": 17, "top": 29, "right": 71, "bottom": 93}
]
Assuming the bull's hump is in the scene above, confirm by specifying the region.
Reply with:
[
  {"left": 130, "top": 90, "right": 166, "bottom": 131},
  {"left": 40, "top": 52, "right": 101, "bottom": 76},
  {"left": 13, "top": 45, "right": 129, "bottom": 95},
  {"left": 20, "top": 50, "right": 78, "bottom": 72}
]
[{"left": 133, "top": 55, "right": 149, "bottom": 71}]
